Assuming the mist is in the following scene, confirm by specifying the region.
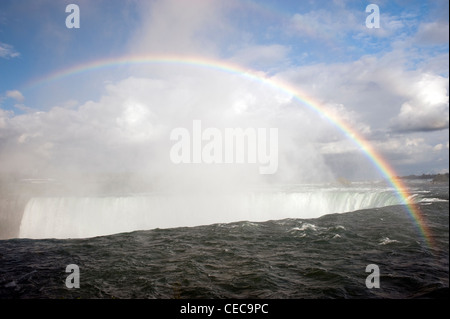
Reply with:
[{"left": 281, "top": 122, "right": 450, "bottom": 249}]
[
  {"left": 0, "top": 61, "right": 349, "bottom": 238},
  {"left": 1, "top": 64, "right": 337, "bottom": 188},
  {"left": 0, "top": 0, "right": 353, "bottom": 239},
  {"left": 0, "top": 1, "right": 342, "bottom": 237}
]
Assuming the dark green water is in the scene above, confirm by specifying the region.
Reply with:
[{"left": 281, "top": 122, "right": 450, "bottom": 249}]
[{"left": 0, "top": 184, "right": 448, "bottom": 299}]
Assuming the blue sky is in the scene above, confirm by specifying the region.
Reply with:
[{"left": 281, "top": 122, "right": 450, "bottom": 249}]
[{"left": 0, "top": 0, "right": 448, "bottom": 181}]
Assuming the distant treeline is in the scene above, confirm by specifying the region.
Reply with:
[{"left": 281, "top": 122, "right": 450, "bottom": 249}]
[{"left": 396, "top": 173, "right": 449, "bottom": 182}]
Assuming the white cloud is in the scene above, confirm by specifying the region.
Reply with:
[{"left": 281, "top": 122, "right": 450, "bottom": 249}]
[
  {"left": 286, "top": 5, "right": 409, "bottom": 45},
  {"left": 0, "top": 42, "right": 19, "bottom": 59},
  {"left": 0, "top": 68, "right": 338, "bottom": 184},
  {"left": 1, "top": 0, "right": 446, "bottom": 180},
  {"left": 391, "top": 73, "right": 449, "bottom": 132},
  {"left": 6, "top": 90, "right": 25, "bottom": 102},
  {"left": 0, "top": 109, "right": 12, "bottom": 130},
  {"left": 374, "top": 136, "right": 431, "bottom": 164},
  {"left": 229, "top": 44, "right": 290, "bottom": 70},
  {"left": 270, "top": 47, "right": 448, "bottom": 175},
  {"left": 415, "top": 21, "right": 450, "bottom": 45},
  {"left": 319, "top": 139, "right": 360, "bottom": 155},
  {"left": 394, "top": 101, "right": 448, "bottom": 132},
  {"left": 322, "top": 102, "right": 372, "bottom": 136},
  {"left": 275, "top": 51, "right": 449, "bottom": 134},
  {"left": 127, "top": 0, "right": 228, "bottom": 56},
  {"left": 288, "top": 9, "right": 360, "bottom": 41}
]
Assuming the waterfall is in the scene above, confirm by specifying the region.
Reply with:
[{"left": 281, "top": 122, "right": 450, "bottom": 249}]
[{"left": 18, "top": 188, "right": 402, "bottom": 239}]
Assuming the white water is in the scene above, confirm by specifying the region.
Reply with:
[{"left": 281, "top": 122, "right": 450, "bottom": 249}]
[{"left": 18, "top": 187, "right": 402, "bottom": 239}]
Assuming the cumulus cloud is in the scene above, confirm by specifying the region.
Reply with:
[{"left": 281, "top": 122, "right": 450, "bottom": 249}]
[
  {"left": 391, "top": 73, "right": 449, "bottom": 132},
  {"left": 0, "top": 67, "right": 340, "bottom": 187},
  {"left": 276, "top": 51, "right": 449, "bottom": 134},
  {"left": 0, "top": 109, "right": 12, "bottom": 130},
  {"left": 415, "top": 21, "right": 450, "bottom": 45},
  {"left": 1, "top": 0, "right": 447, "bottom": 181},
  {"left": 270, "top": 47, "right": 448, "bottom": 175},
  {"left": 394, "top": 101, "right": 449, "bottom": 132},
  {"left": 6, "top": 90, "right": 25, "bottom": 102}
]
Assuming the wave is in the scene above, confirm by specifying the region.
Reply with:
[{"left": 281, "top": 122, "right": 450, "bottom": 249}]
[{"left": 18, "top": 188, "right": 403, "bottom": 239}]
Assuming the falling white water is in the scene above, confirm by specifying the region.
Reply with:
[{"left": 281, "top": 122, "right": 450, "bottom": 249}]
[{"left": 19, "top": 187, "right": 402, "bottom": 239}]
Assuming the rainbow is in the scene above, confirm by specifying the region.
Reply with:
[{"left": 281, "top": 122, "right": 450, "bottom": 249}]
[{"left": 24, "top": 54, "right": 434, "bottom": 247}]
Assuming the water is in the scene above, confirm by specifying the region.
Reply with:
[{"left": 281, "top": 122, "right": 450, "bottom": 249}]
[
  {"left": 18, "top": 186, "right": 403, "bottom": 239},
  {"left": 0, "top": 181, "right": 448, "bottom": 299}
]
